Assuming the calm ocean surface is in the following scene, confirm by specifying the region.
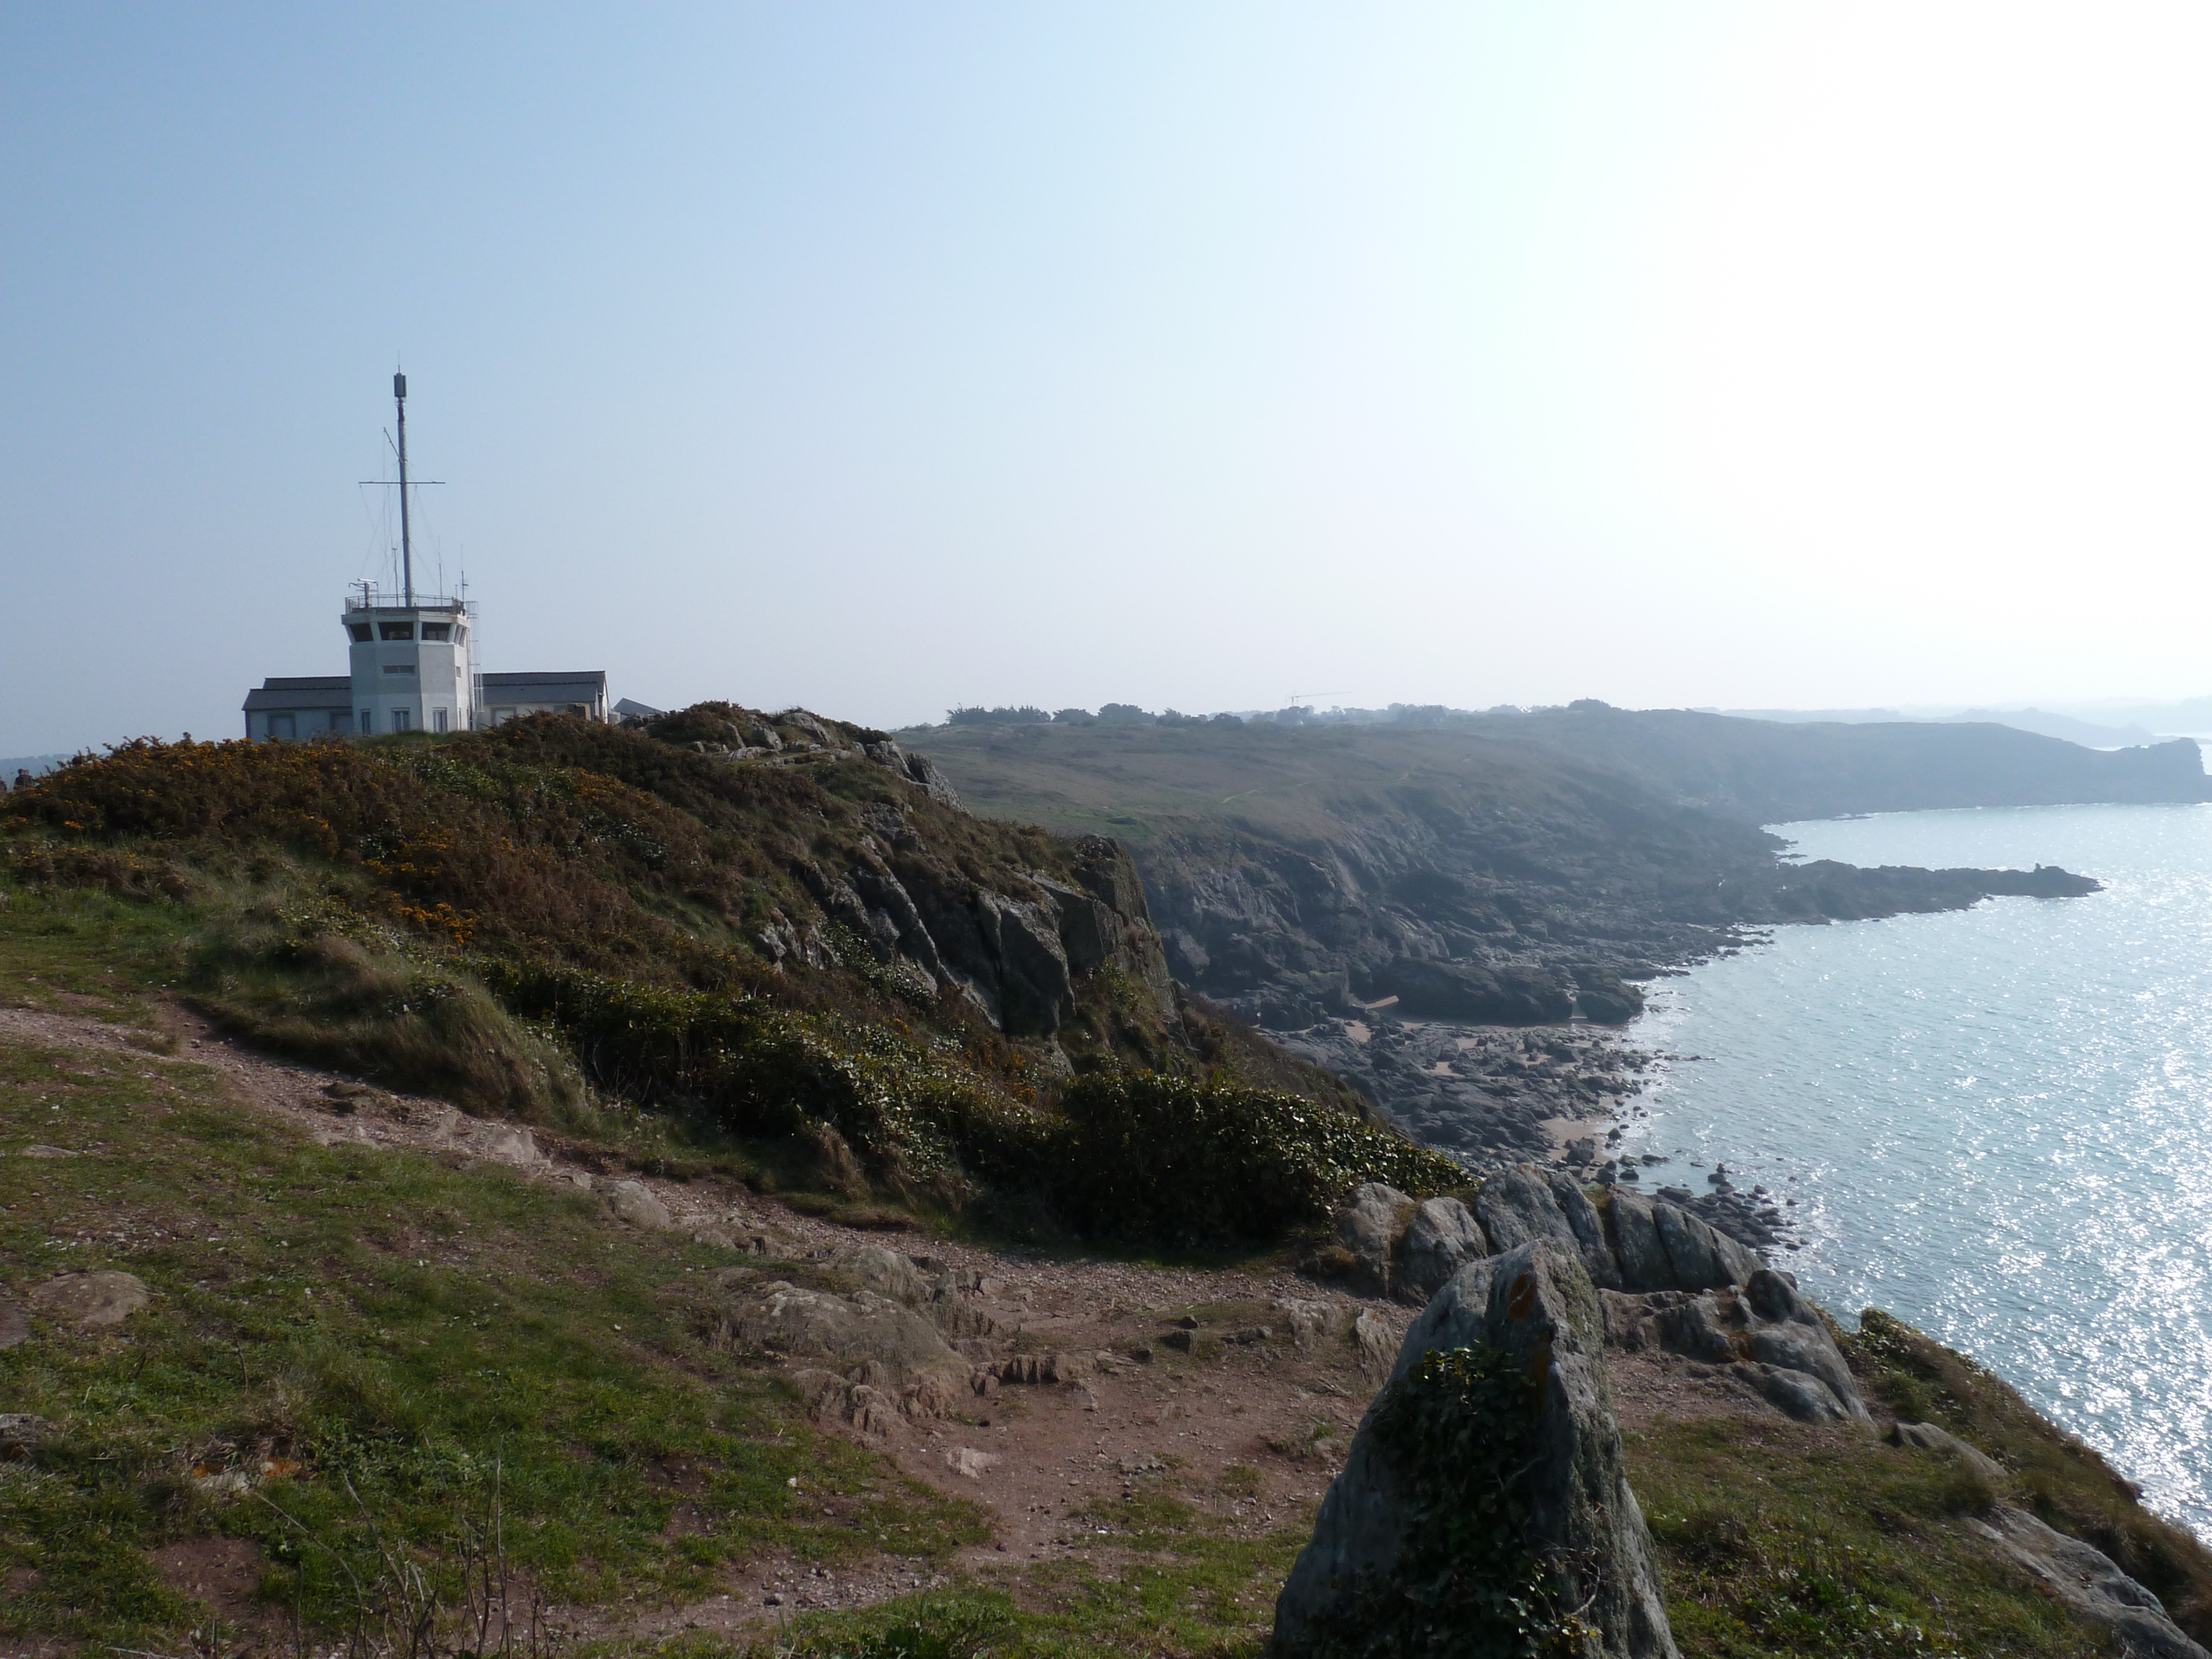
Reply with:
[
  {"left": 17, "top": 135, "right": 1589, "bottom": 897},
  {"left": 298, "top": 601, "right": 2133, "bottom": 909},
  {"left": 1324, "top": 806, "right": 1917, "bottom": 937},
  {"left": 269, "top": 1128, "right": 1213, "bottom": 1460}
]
[{"left": 1623, "top": 800, "right": 2212, "bottom": 1537}]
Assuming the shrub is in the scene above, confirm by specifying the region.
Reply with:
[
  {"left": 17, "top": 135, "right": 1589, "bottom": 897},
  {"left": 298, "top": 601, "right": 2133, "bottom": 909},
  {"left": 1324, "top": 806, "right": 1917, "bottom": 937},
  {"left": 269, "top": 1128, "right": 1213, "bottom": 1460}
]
[{"left": 1036, "top": 1071, "right": 1462, "bottom": 1244}]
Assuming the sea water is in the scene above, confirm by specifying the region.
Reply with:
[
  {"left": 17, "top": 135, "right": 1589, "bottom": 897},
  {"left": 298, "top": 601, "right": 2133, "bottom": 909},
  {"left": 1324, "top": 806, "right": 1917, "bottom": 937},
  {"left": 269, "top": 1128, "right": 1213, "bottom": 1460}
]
[{"left": 1623, "top": 800, "right": 2212, "bottom": 1538}]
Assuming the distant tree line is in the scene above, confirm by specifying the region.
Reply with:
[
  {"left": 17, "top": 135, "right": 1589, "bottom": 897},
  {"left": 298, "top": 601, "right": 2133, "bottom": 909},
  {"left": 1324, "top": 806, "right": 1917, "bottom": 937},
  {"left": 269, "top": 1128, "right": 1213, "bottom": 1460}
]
[{"left": 937, "top": 700, "right": 1578, "bottom": 730}]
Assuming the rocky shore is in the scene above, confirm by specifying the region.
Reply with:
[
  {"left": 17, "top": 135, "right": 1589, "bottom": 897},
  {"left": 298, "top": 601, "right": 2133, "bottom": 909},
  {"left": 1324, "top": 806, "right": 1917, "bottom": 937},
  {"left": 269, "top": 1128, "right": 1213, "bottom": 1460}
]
[{"left": 909, "top": 714, "right": 2116, "bottom": 1161}]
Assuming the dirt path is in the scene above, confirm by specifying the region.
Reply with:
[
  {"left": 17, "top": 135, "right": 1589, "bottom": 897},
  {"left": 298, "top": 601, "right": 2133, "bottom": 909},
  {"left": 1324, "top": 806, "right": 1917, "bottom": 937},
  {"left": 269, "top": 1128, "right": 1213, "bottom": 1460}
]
[{"left": 0, "top": 999, "right": 1408, "bottom": 1640}]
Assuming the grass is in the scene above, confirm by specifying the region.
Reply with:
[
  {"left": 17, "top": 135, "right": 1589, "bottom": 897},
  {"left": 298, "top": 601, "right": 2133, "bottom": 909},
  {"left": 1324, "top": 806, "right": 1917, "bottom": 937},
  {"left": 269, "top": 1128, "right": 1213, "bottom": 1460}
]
[
  {"left": 0, "top": 1019, "right": 985, "bottom": 1651},
  {"left": 1847, "top": 1307, "right": 2212, "bottom": 1639},
  {"left": 0, "top": 877, "right": 1321, "bottom": 1658},
  {"left": 1626, "top": 1418, "right": 2107, "bottom": 1657},
  {"left": 745, "top": 1492, "right": 1307, "bottom": 1658}
]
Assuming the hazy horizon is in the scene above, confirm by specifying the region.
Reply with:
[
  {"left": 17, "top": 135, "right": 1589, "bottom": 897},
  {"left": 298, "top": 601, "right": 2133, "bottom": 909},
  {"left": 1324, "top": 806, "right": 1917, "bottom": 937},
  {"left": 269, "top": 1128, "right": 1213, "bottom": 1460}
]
[{"left": 10, "top": 4, "right": 2212, "bottom": 754}]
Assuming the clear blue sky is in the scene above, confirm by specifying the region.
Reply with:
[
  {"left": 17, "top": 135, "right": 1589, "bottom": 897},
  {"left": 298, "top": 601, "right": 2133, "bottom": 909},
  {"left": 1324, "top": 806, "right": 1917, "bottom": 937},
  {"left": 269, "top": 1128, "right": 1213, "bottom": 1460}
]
[{"left": 7, "top": 4, "right": 2211, "bottom": 753}]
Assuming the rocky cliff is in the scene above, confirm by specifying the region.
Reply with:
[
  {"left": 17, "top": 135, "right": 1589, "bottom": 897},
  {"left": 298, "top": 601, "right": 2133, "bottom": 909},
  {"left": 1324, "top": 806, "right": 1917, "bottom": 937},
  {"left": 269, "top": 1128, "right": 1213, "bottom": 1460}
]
[{"left": 907, "top": 718, "right": 2109, "bottom": 1151}]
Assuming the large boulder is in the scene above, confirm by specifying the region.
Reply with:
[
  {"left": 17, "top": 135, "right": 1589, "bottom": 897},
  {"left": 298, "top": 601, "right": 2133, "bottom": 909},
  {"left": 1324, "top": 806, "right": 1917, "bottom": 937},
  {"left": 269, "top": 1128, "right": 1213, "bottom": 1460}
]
[
  {"left": 1275, "top": 1241, "right": 1678, "bottom": 1657},
  {"left": 1605, "top": 1190, "right": 1757, "bottom": 1291},
  {"left": 1335, "top": 1182, "right": 1416, "bottom": 1298},
  {"left": 1395, "top": 1197, "right": 1486, "bottom": 1303},
  {"left": 1601, "top": 1268, "right": 1870, "bottom": 1424}
]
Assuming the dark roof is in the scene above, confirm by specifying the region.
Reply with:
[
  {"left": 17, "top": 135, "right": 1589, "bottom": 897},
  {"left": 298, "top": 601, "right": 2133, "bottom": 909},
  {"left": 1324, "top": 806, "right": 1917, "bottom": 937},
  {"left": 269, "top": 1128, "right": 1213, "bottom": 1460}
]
[
  {"left": 242, "top": 677, "right": 352, "bottom": 713},
  {"left": 483, "top": 671, "right": 608, "bottom": 690},
  {"left": 241, "top": 671, "right": 608, "bottom": 713}
]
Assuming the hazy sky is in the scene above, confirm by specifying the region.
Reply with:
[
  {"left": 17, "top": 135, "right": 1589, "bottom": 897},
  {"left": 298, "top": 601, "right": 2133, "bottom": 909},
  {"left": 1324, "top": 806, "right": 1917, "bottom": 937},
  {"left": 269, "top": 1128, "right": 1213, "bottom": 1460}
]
[{"left": 8, "top": 4, "right": 2212, "bottom": 752}]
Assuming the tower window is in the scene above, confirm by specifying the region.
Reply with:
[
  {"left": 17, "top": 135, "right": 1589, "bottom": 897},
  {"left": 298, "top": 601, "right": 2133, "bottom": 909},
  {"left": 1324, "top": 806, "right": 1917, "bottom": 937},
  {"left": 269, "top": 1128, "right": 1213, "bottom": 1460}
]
[
  {"left": 382, "top": 663, "right": 416, "bottom": 675},
  {"left": 348, "top": 624, "right": 373, "bottom": 643},
  {"left": 379, "top": 622, "right": 414, "bottom": 640},
  {"left": 392, "top": 708, "right": 411, "bottom": 732},
  {"left": 420, "top": 622, "right": 452, "bottom": 642},
  {"left": 434, "top": 708, "right": 450, "bottom": 733},
  {"left": 358, "top": 709, "right": 372, "bottom": 734}
]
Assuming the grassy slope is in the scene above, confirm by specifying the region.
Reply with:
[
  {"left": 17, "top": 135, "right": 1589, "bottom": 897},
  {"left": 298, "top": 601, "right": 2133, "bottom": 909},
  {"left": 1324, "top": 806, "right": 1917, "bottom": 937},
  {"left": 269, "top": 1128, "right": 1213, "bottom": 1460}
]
[
  {"left": 909, "top": 711, "right": 2210, "bottom": 837},
  {"left": 0, "top": 890, "right": 1318, "bottom": 1658},
  {"left": 9, "top": 722, "right": 2209, "bottom": 1656},
  {"left": 1628, "top": 1421, "right": 2106, "bottom": 1658},
  {"left": 0, "top": 723, "right": 1444, "bottom": 1245},
  {"left": 900, "top": 719, "right": 1761, "bottom": 857}
]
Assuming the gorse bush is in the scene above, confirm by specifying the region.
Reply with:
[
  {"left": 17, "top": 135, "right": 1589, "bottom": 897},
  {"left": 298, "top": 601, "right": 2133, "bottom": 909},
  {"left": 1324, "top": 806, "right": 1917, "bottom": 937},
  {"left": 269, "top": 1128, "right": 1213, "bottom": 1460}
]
[
  {"left": 1044, "top": 1071, "right": 1462, "bottom": 1243},
  {"left": 4, "top": 735, "right": 740, "bottom": 980},
  {"left": 475, "top": 957, "right": 1451, "bottom": 1240}
]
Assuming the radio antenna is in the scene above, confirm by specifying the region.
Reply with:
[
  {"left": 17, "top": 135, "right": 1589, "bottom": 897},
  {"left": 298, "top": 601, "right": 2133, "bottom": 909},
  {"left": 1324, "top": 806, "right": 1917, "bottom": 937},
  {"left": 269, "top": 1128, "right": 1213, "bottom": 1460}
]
[{"left": 359, "top": 369, "right": 443, "bottom": 603}]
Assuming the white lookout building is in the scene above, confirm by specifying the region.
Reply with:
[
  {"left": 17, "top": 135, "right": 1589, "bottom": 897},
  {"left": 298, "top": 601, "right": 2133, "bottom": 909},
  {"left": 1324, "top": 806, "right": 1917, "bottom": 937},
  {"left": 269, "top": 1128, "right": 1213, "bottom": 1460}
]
[{"left": 242, "top": 375, "right": 609, "bottom": 739}]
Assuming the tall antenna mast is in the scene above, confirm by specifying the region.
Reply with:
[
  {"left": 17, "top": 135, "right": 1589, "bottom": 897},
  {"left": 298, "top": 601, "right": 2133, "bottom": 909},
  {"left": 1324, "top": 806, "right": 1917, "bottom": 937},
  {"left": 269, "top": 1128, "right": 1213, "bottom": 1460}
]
[{"left": 394, "top": 371, "right": 414, "bottom": 606}]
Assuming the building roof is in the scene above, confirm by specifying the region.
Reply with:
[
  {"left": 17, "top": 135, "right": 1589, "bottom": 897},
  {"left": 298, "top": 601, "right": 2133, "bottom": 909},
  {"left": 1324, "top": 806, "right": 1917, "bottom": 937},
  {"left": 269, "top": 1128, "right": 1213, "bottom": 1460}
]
[
  {"left": 242, "top": 670, "right": 609, "bottom": 713},
  {"left": 483, "top": 671, "right": 608, "bottom": 691},
  {"left": 242, "top": 677, "right": 352, "bottom": 713},
  {"left": 481, "top": 671, "right": 608, "bottom": 705}
]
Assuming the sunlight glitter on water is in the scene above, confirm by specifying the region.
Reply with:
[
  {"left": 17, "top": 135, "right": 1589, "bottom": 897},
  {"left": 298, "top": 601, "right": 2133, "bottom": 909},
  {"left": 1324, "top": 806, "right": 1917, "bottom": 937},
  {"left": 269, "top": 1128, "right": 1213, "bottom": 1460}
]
[{"left": 1623, "top": 801, "right": 2212, "bottom": 1537}]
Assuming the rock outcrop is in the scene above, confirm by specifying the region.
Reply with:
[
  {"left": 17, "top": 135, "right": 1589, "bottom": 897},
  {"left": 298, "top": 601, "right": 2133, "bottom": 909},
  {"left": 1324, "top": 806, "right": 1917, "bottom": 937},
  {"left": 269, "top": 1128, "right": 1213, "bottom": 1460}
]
[
  {"left": 1600, "top": 1269, "right": 1870, "bottom": 1423},
  {"left": 1326, "top": 1167, "right": 1759, "bottom": 1307},
  {"left": 710, "top": 1276, "right": 977, "bottom": 1436},
  {"left": 1970, "top": 1506, "right": 2212, "bottom": 1659},
  {"left": 29, "top": 1270, "right": 148, "bottom": 1327},
  {"left": 876, "top": 834, "right": 1176, "bottom": 1037},
  {"left": 708, "top": 1245, "right": 1042, "bottom": 1438},
  {"left": 1892, "top": 1418, "right": 2005, "bottom": 1484},
  {"left": 1275, "top": 1241, "right": 1678, "bottom": 1657}
]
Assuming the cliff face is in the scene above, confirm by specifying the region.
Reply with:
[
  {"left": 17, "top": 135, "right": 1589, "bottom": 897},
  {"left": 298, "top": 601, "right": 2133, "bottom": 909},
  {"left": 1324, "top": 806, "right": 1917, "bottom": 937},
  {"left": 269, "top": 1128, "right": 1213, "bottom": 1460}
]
[
  {"left": 907, "top": 717, "right": 2116, "bottom": 1153},
  {"left": 907, "top": 718, "right": 2113, "bottom": 1030}
]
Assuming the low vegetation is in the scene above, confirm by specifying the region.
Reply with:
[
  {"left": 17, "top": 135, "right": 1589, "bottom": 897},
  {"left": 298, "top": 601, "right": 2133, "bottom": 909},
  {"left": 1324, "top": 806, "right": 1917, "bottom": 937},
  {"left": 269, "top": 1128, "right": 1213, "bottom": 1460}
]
[
  {"left": 1629, "top": 1421, "right": 2105, "bottom": 1658},
  {"left": 0, "top": 713, "right": 1455, "bottom": 1246},
  {"left": 0, "top": 1020, "right": 984, "bottom": 1651},
  {"left": 1849, "top": 1308, "right": 2212, "bottom": 1637},
  {"left": 1621, "top": 1307, "right": 2212, "bottom": 1657}
]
